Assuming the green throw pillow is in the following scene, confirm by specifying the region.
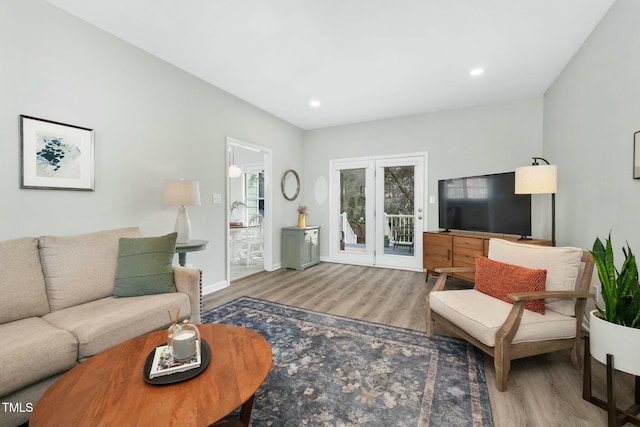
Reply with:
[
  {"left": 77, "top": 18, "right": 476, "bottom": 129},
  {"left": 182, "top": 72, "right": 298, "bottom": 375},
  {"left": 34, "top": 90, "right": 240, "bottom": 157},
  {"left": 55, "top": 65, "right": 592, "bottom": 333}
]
[{"left": 113, "top": 232, "right": 177, "bottom": 297}]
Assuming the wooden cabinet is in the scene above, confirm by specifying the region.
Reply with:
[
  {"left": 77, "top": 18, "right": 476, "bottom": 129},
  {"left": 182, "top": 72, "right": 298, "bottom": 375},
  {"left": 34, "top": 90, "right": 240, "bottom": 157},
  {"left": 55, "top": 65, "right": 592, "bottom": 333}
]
[
  {"left": 423, "top": 233, "right": 452, "bottom": 272},
  {"left": 282, "top": 226, "right": 320, "bottom": 271},
  {"left": 423, "top": 231, "right": 552, "bottom": 282}
]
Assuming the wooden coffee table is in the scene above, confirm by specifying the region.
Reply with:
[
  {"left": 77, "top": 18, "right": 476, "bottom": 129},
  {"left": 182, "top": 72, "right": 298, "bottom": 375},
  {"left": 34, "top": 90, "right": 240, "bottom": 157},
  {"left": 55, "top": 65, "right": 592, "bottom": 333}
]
[{"left": 30, "top": 324, "right": 272, "bottom": 427}]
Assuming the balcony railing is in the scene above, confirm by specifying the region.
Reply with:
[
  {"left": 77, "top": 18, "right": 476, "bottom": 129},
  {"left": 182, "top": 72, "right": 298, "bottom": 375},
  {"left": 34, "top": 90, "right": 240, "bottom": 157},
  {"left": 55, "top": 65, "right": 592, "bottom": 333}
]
[
  {"left": 385, "top": 213, "right": 414, "bottom": 246},
  {"left": 340, "top": 212, "right": 414, "bottom": 248}
]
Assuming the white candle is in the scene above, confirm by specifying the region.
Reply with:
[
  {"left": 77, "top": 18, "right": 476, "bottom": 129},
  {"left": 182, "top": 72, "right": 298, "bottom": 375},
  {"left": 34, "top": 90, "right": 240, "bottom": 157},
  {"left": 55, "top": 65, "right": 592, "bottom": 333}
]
[{"left": 172, "top": 329, "right": 197, "bottom": 361}]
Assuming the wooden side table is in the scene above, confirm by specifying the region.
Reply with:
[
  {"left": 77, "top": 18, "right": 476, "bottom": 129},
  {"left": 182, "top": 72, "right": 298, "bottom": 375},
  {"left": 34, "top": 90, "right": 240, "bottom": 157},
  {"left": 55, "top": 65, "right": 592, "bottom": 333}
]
[
  {"left": 175, "top": 239, "right": 208, "bottom": 266},
  {"left": 30, "top": 324, "right": 272, "bottom": 427}
]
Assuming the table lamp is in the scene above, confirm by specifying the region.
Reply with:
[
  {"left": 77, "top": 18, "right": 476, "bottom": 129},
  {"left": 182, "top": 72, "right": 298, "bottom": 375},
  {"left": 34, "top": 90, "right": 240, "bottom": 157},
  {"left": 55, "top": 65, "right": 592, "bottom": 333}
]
[
  {"left": 515, "top": 157, "right": 557, "bottom": 246},
  {"left": 163, "top": 179, "right": 201, "bottom": 244}
]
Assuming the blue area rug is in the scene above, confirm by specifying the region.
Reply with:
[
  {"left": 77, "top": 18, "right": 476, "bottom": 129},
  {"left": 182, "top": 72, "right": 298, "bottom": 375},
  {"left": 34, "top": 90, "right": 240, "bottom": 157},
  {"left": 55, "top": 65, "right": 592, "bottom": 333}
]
[{"left": 203, "top": 297, "right": 493, "bottom": 427}]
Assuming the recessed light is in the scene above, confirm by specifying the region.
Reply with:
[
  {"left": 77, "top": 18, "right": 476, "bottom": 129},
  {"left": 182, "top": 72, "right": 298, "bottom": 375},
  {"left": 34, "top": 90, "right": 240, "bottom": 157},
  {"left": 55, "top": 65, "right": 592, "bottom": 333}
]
[
  {"left": 469, "top": 67, "right": 484, "bottom": 76},
  {"left": 309, "top": 99, "right": 321, "bottom": 108}
]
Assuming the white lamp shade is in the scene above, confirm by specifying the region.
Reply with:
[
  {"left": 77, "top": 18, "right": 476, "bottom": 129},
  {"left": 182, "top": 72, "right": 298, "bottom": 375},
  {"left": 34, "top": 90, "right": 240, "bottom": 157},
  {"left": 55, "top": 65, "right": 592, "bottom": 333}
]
[
  {"left": 515, "top": 164, "right": 557, "bottom": 194},
  {"left": 229, "top": 164, "right": 242, "bottom": 178},
  {"left": 163, "top": 180, "right": 201, "bottom": 206}
]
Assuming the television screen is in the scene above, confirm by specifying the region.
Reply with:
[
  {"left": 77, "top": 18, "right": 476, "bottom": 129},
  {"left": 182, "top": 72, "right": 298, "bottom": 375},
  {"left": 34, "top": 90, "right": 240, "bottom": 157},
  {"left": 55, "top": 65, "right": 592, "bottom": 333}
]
[{"left": 438, "top": 172, "right": 531, "bottom": 237}]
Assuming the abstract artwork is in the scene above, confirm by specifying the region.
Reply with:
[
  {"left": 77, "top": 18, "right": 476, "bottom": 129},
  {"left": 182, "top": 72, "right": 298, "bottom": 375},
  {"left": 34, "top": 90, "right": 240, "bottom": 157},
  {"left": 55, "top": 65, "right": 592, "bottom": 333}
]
[{"left": 21, "top": 115, "right": 94, "bottom": 190}]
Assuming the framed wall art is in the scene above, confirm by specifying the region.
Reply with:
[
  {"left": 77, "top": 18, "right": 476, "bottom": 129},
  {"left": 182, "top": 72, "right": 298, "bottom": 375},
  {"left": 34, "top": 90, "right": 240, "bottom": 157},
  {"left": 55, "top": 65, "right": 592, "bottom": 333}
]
[
  {"left": 20, "top": 115, "right": 95, "bottom": 191},
  {"left": 635, "top": 130, "right": 640, "bottom": 179}
]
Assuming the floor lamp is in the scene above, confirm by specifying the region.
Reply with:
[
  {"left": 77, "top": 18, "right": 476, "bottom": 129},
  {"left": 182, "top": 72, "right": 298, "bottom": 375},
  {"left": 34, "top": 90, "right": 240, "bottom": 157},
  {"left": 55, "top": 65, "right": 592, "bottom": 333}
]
[
  {"left": 163, "top": 179, "right": 201, "bottom": 244},
  {"left": 515, "top": 158, "right": 557, "bottom": 246}
]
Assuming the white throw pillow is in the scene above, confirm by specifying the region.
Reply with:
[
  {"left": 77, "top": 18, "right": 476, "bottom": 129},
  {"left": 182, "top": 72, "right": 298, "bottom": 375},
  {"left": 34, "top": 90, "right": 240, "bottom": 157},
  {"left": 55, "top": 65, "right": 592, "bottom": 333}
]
[{"left": 487, "top": 238, "right": 583, "bottom": 316}]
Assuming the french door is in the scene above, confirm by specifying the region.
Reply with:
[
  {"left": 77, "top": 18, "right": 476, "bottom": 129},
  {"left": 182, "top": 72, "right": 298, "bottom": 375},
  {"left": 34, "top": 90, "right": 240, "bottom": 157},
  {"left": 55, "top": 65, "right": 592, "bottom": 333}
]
[{"left": 331, "top": 154, "right": 425, "bottom": 270}]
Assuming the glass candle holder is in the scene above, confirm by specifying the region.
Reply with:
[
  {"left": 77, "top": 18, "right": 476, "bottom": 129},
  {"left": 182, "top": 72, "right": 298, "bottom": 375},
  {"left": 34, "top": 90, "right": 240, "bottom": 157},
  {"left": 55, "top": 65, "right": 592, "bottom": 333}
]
[
  {"left": 172, "top": 320, "right": 200, "bottom": 361},
  {"left": 167, "top": 322, "right": 181, "bottom": 354}
]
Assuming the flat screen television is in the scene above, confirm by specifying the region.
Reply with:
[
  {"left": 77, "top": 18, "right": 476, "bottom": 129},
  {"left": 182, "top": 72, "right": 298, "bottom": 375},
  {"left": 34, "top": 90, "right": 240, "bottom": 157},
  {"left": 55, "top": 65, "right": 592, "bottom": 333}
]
[{"left": 438, "top": 172, "right": 531, "bottom": 237}]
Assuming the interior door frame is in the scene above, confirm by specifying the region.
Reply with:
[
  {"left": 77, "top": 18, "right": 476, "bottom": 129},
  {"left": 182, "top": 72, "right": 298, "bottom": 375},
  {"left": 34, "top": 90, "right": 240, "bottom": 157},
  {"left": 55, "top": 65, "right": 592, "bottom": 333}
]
[
  {"left": 225, "top": 137, "right": 273, "bottom": 285},
  {"left": 329, "top": 152, "right": 428, "bottom": 271}
]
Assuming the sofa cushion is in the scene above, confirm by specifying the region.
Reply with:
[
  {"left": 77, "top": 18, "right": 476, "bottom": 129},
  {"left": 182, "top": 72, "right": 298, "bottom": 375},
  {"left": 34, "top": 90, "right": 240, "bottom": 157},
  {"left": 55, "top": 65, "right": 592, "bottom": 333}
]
[
  {"left": 474, "top": 256, "right": 547, "bottom": 314},
  {"left": 430, "top": 289, "right": 577, "bottom": 348},
  {"left": 43, "top": 292, "right": 191, "bottom": 360},
  {"left": 0, "top": 317, "right": 77, "bottom": 396},
  {"left": 0, "top": 237, "right": 50, "bottom": 323},
  {"left": 488, "top": 238, "right": 583, "bottom": 316},
  {"left": 113, "top": 232, "right": 177, "bottom": 297},
  {"left": 39, "top": 227, "right": 141, "bottom": 312}
]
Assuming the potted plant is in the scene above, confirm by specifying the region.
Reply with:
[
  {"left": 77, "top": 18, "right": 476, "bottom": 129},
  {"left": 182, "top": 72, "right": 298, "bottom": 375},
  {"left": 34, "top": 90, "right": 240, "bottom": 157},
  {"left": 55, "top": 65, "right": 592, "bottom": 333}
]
[
  {"left": 384, "top": 232, "right": 390, "bottom": 247},
  {"left": 297, "top": 204, "right": 308, "bottom": 228},
  {"left": 589, "top": 233, "right": 640, "bottom": 376}
]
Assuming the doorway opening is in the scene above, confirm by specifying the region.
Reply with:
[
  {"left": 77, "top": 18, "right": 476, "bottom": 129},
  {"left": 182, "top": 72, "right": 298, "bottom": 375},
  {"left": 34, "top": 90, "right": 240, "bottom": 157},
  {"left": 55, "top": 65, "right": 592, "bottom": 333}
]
[{"left": 226, "top": 137, "right": 272, "bottom": 283}]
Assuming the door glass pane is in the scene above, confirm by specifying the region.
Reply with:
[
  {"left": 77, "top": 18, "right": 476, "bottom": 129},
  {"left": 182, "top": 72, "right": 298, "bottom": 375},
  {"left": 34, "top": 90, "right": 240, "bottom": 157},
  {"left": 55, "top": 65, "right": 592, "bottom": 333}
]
[
  {"left": 245, "top": 172, "right": 265, "bottom": 218},
  {"left": 339, "top": 168, "right": 367, "bottom": 253},
  {"left": 383, "top": 166, "right": 414, "bottom": 257}
]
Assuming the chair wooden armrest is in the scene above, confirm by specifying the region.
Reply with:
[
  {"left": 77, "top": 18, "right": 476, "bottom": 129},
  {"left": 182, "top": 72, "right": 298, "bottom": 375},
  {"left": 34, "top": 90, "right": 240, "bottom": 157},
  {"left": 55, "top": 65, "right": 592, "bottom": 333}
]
[
  {"left": 430, "top": 267, "right": 473, "bottom": 292},
  {"left": 434, "top": 267, "right": 476, "bottom": 274},
  {"left": 507, "top": 291, "right": 595, "bottom": 302},
  {"left": 431, "top": 267, "right": 476, "bottom": 292},
  {"left": 501, "top": 291, "right": 595, "bottom": 340}
]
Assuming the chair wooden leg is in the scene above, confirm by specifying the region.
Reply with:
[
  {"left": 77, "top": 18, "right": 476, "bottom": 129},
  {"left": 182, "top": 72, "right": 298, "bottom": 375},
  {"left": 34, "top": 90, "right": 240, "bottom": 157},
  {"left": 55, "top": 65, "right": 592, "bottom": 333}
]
[
  {"left": 570, "top": 336, "right": 583, "bottom": 369},
  {"left": 494, "top": 340, "right": 510, "bottom": 392},
  {"left": 425, "top": 296, "right": 434, "bottom": 337}
]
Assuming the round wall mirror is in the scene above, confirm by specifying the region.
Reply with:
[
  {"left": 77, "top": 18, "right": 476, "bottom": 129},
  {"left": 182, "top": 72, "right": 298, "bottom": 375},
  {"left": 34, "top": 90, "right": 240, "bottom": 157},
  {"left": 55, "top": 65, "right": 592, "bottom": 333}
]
[{"left": 281, "top": 169, "right": 300, "bottom": 201}]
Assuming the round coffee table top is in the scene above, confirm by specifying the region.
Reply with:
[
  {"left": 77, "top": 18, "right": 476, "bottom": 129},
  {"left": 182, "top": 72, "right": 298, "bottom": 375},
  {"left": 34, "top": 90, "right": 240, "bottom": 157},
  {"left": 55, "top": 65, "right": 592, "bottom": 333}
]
[{"left": 30, "top": 324, "right": 272, "bottom": 427}]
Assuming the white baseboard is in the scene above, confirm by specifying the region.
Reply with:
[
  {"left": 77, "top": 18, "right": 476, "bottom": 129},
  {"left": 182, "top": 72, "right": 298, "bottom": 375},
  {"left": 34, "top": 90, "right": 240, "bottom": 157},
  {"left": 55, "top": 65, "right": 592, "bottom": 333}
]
[
  {"left": 268, "top": 263, "right": 282, "bottom": 271},
  {"left": 203, "top": 280, "right": 229, "bottom": 296}
]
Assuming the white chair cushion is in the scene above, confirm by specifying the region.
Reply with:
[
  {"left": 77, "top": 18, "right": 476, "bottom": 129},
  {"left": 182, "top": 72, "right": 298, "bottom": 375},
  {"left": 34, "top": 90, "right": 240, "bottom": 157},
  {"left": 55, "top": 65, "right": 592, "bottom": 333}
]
[
  {"left": 430, "top": 289, "right": 577, "bottom": 348},
  {"left": 487, "top": 238, "right": 583, "bottom": 316}
]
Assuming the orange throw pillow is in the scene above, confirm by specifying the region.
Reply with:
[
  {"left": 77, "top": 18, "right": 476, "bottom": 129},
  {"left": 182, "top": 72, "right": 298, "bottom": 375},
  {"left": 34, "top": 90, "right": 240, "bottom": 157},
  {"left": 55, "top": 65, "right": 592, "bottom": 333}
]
[{"left": 474, "top": 256, "right": 547, "bottom": 314}]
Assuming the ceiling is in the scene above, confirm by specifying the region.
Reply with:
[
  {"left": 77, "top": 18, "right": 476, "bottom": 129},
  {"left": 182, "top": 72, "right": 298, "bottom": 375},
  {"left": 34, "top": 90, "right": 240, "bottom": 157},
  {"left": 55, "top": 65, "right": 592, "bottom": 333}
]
[{"left": 46, "top": 0, "right": 615, "bottom": 130}]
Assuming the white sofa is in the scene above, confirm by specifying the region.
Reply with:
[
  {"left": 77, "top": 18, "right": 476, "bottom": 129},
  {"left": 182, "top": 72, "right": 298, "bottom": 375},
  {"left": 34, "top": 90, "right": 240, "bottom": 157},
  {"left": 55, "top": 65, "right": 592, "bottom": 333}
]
[{"left": 0, "top": 227, "right": 202, "bottom": 427}]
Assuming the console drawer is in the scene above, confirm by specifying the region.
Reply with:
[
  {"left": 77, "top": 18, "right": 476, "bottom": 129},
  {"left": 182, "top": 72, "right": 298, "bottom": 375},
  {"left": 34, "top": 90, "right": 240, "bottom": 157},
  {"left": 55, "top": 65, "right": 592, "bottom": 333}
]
[{"left": 453, "top": 236, "right": 483, "bottom": 250}]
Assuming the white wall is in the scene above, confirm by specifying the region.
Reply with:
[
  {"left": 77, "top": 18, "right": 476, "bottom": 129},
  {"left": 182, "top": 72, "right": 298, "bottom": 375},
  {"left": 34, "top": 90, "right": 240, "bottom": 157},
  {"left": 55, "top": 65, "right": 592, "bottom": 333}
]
[
  {"left": 0, "top": 0, "right": 304, "bottom": 289},
  {"left": 303, "top": 97, "right": 545, "bottom": 258},
  {"left": 544, "top": 0, "right": 640, "bottom": 253}
]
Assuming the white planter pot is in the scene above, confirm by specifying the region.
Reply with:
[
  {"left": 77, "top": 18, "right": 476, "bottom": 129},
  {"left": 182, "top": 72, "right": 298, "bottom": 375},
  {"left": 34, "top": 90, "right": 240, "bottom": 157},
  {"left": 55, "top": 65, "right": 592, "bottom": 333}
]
[{"left": 589, "top": 310, "right": 640, "bottom": 376}]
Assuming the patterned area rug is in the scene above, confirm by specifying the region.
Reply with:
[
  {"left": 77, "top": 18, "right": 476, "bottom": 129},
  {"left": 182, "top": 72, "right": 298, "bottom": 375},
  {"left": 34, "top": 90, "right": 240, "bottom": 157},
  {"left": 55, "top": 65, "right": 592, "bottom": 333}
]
[{"left": 203, "top": 297, "right": 493, "bottom": 427}]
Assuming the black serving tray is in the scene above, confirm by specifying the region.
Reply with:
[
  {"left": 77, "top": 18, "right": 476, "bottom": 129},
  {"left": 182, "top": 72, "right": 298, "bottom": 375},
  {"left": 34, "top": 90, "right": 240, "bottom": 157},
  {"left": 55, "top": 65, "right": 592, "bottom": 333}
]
[{"left": 143, "top": 339, "right": 211, "bottom": 385}]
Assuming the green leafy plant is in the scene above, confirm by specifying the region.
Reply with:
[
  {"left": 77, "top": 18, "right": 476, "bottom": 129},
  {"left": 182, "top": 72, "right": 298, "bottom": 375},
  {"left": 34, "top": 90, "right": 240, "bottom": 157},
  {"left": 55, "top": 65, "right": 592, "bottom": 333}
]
[{"left": 591, "top": 233, "right": 640, "bottom": 329}]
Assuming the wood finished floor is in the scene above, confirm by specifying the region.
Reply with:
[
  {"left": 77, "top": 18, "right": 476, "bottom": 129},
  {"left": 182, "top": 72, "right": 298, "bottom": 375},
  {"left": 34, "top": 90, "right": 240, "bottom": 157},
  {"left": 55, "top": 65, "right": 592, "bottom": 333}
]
[{"left": 204, "top": 262, "right": 633, "bottom": 427}]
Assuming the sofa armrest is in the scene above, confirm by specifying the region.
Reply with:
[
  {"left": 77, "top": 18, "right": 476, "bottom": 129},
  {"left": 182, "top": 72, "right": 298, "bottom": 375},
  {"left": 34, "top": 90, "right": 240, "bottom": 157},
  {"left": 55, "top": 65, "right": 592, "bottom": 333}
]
[{"left": 173, "top": 266, "right": 202, "bottom": 324}]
